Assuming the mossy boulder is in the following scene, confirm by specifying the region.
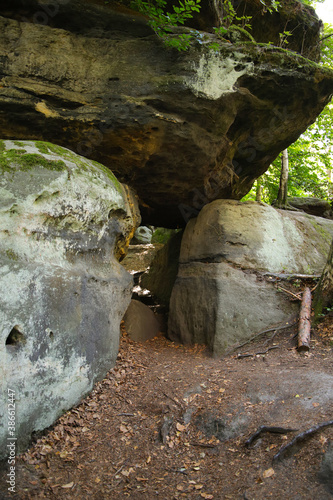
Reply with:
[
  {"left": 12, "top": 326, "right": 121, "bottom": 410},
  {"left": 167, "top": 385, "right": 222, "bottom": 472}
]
[{"left": 0, "top": 140, "right": 140, "bottom": 458}]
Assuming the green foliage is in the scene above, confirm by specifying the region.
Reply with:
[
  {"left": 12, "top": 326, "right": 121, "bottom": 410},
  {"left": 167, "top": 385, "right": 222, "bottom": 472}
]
[
  {"left": 243, "top": 20, "right": 333, "bottom": 206},
  {"left": 131, "top": 0, "right": 201, "bottom": 50},
  {"left": 152, "top": 227, "right": 180, "bottom": 244},
  {"left": 243, "top": 103, "right": 333, "bottom": 204},
  {"left": 259, "top": 0, "right": 281, "bottom": 14},
  {"left": 279, "top": 29, "right": 292, "bottom": 47},
  {"left": 128, "top": 0, "right": 286, "bottom": 50}
]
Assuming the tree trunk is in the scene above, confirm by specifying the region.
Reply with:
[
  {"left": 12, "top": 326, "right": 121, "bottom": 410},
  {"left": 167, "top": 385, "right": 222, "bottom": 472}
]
[
  {"left": 313, "top": 237, "right": 333, "bottom": 322},
  {"left": 255, "top": 178, "right": 262, "bottom": 202},
  {"left": 276, "top": 149, "right": 289, "bottom": 208},
  {"left": 298, "top": 287, "right": 312, "bottom": 351}
]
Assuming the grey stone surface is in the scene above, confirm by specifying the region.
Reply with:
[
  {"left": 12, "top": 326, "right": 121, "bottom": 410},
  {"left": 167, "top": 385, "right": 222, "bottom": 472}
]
[
  {"left": 0, "top": 140, "right": 139, "bottom": 458},
  {"left": 141, "top": 230, "right": 183, "bottom": 309},
  {"left": 121, "top": 244, "right": 163, "bottom": 274},
  {"left": 180, "top": 200, "right": 333, "bottom": 274},
  {"left": 168, "top": 200, "right": 333, "bottom": 355},
  {"left": 287, "top": 197, "right": 333, "bottom": 218},
  {"left": 168, "top": 261, "right": 298, "bottom": 354},
  {"left": 319, "top": 441, "right": 333, "bottom": 494},
  {"left": 131, "top": 226, "right": 153, "bottom": 245},
  {"left": 123, "top": 299, "right": 160, "bottom": 342}
]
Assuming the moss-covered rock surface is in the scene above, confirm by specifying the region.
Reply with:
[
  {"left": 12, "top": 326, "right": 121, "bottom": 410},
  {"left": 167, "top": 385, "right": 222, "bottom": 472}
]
[{"left": 0, "top": 140, "right": 140, "bottom": 459}]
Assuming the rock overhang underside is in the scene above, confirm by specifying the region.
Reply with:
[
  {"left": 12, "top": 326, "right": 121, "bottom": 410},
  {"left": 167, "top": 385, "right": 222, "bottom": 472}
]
[{"left": 0, "top": 0, "right": 332, "bottom": 228}]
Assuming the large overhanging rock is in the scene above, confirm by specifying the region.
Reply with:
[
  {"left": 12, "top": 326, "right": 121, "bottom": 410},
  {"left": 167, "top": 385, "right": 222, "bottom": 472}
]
[
  {"left": 0, "top": 1, "right": 332, "bottom": 226},
  {"left": 168, "top": 200, "right": 333, "bottom": 355},
  {"left": 0, "top": 140, "right": 140, "bottom": 457}
]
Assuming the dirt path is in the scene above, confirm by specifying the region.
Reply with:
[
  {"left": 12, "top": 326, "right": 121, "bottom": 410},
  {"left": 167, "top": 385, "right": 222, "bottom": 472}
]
[{"left": 1, "top": 320, "right": 333, "bottom": 499}]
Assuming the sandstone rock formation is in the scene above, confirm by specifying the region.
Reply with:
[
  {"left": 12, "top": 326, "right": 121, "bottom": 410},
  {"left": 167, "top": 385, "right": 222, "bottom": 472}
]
[
  {"left": 168, "top": 200, "right": 333, "bottom": 355},
  {"left": 0, "top": 0, "right": 332, "bottom": 226},
  {"left": 123, "top": 299, "right": 160, "bottom": 342},
  {"left": 141, "top": 230, "right": 183, "bottom": 308},
  {"left": 287, "top": 197, "right": 333, "bottom": 218},
  {"left": 131, "top": 226, "right": 153, "bottom": 245},
  {"left": 0, "top": 140, "right": 139, "bottom": 457}
]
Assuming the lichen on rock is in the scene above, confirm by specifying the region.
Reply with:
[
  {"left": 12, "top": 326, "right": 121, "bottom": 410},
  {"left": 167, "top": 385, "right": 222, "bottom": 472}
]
[{"left": 0, "top": 140, "right": 140, "bottom": 458}]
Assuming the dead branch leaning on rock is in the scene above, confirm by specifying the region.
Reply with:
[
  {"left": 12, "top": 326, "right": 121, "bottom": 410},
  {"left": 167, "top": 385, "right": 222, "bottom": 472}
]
[{"left": 277, "top": 285, "right": 302, "bottom": 300}]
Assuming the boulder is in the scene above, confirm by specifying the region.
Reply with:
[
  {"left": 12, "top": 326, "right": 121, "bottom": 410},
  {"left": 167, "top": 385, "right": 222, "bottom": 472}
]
[
  {"left": 123, "top": 299, "right": 160, "bottom": 342},
  {"left": 288, "top": 197, "right": 333, "bottom": 219},
  {"left": 0, "top": 0, "right": 332, "bottom": 227},
  {"left": 0, "top": 140, "right": 140, "bottom": 458},
  {"left": 131, "top": 226, "right": 153, "bottom": 245},
  {"left": 168, "top": 200, "right": 333, "bottom": 355}
]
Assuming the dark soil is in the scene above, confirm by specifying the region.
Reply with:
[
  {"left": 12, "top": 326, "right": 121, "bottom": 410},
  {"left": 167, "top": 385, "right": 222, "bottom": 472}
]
[{"left": 1, "top": 318, "right": 333, "bottom": 500}]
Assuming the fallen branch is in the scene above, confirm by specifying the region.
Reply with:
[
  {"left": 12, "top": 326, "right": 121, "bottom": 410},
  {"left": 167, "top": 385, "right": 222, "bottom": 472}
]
[
  {"left": 273, "top": 420, "right": 333, "bottom": 462},
  {"left": 162, "top": 391, "right": 183, "bottom": 409},
  {"left": 277, "top": 286, "right": 302, "bottom": 300},
  {"left": 245, "top": 426, "right": 297, "bottom": 447},
  {"left": 237, "top": 345, "right": 279, "bottom": 359},
  {"left": 262, "top": 273, "right": 321, "bottom": 280},
  {"left": 297, "top": 287, "right": 312, "bottom": 352},
  {"left": 190, "top": 442, "right": 216, "bottom": 448}
]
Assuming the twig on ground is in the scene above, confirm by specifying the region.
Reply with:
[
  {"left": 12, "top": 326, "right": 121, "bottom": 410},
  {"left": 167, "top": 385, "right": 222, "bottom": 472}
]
[
  {"left": 263, "top": 329, "right": 279, "bottom": 345},
  {"left": 273, "top": 420, "right": 333, "bottom": 462},
  {"left": 190, "top": 442, "right": 216, "bottom": 448},
  {"left": 237, "top": 345, "right": 280, "bottom": 359},
  {"left": 114, "top": 459, "right": 130, "bottom": 477},
  {"left": 245, "top": 426, "right": 298, "bottom": 447},
  {"left": 162, "top": 392, "right": 183, "bottom": 409},
  {"left": 277, "top": 286, "right": 302, "bottom": 300}
]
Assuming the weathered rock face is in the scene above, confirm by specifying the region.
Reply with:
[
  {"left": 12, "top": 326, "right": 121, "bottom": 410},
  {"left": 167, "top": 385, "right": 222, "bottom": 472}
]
[
  {"left": 141, "top": 230, "right": 183, "bottom": 309},
  {"left": 0, "top": 0, "right": 332, "bottom": 227},
  {"left": 131, "top": 226, "right": 153, "bottom": 245},
  {"left": 168, "top": 200, "right": 333, "bottom": 355},
  {"left": 287, "top": 197, "right": 333, "bottom": 219},
  {"left": 123, "top": 299, "right": 160, "bottom": 342},
  {"left": 0, "top": 140, "right": 139, "bottom": 457}
]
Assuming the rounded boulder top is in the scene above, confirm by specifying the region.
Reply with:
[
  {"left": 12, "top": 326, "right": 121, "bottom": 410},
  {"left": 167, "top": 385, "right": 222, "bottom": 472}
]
[{"left": 0, "top": 140, "right": 139, "bottom": 264}]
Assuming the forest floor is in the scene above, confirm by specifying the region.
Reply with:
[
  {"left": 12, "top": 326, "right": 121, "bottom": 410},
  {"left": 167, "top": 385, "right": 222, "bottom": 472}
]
[{"left": 1, "top": 316, "right": 333, "bottom": 500}]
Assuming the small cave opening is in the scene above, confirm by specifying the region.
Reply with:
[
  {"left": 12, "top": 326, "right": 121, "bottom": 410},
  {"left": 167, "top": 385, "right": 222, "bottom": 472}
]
[
  {"left": 46, "top": 328, "right": 54, "bottom": 340},
  {"left": 121, "top": 225, "right": 182, "bottom": 341},
  {"left": 6, "top": 326, "right": 26, "bottom": 349}
]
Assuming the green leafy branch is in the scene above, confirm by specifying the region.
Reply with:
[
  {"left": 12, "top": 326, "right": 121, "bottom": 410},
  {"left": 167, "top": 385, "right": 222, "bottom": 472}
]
[{"left": 131, "top": 0, "right": 201, "bottom": 49}]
